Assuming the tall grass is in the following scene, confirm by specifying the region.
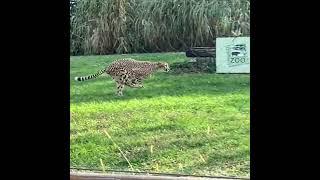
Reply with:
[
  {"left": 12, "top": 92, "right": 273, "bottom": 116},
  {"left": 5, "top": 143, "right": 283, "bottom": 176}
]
[{"left": 70, "top": 0, "right": 250, "bottom": 55}]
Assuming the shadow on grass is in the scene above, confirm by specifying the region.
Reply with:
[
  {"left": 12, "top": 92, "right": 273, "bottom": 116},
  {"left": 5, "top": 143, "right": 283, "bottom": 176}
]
[
  {"left": 180, "top": 149, "right": 250, "bottom": 176},
  {"left": 71, "top": 74, "right": 249, "bottom": 104},
  {"left": 107, "top": 134, "right": 248, "bottom": 174},
  {"left": 114, "top": 124, "right": 181, "bottom": 137},
  {"left": 71, "top": 122, "right": 249, "bottom": 176}
]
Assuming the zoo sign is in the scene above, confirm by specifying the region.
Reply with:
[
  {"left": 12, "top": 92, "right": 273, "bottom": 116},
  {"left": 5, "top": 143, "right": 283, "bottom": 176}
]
[{"left": 216, "top": 37, "right": 250, "bottom": 73}]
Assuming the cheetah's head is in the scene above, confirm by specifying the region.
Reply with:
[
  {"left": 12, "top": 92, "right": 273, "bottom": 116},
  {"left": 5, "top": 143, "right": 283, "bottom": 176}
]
[{"left": 157, "top": 62, "right": 170, "bottom": 72}]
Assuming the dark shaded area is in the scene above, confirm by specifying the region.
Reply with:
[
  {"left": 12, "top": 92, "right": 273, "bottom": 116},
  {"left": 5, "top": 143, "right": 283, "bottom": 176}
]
[
  {"left": 174, "top": 47, "right": 216, "bottom": 74},
  {"left": 170, "top": 60, "right": 216, "bottom": 74}
]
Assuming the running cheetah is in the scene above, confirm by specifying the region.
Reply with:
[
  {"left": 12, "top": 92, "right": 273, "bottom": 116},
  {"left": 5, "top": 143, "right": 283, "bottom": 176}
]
[{"left": 74, "top": 58, "right": 170, "bottom": 96}]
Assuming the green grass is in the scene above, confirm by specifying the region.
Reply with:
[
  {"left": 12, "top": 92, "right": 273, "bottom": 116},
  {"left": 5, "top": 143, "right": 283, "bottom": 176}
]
[{"left": 70, "top": 52, "right": 250, "bottom": 177}]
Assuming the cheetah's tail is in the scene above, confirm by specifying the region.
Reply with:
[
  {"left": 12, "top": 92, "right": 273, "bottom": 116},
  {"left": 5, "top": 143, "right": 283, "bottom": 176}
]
[{"left": 74, "top": 69, "right": 106, "bottom": 81}]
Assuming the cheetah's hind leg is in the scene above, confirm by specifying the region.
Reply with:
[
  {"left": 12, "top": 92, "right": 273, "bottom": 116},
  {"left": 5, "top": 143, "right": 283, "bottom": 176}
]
[{"left": 115, "top": 82, "right": 124, "bottom": 96}]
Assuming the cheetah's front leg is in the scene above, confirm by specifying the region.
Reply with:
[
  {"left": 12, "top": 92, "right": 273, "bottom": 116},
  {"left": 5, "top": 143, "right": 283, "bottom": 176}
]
[
  {"left": 126, "top": 81, "right": 144, "bottom": 88},
  {"left": 126, "top": 77, "right": 144, "bottom": 88},
  {"left": 122, "top": 74, "right": 144, "bottom": 88}
]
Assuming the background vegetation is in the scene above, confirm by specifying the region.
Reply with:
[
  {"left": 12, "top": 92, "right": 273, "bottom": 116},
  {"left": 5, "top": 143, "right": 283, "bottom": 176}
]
[{"left": 70, "top": 0, "right": 250, "bottom": 55}]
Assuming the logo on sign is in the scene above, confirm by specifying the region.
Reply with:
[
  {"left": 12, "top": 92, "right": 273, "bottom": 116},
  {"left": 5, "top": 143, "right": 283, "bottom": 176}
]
[{"left": 226, "top": 44, "right": 249, "bottom": 67}]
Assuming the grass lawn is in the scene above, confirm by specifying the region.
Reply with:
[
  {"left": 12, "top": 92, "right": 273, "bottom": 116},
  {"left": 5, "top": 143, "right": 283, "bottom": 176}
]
[{"left": 70, "top": 52, "right": 250, "bottom": 177}]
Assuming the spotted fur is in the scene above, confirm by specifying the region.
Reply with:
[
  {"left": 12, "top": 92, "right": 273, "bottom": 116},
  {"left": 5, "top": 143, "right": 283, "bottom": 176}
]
[{"left": 74, "top": 58, "right": 170, "bottom": 96}]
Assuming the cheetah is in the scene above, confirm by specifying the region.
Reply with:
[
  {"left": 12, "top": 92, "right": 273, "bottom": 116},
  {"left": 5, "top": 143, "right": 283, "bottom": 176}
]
[{"left": 74, "top": 58, "right": 170, "bottom": 96}]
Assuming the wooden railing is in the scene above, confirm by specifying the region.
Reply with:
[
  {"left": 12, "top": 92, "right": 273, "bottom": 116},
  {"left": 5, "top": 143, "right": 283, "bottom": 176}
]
[{"left": 186, "top": 47, "right": 216, "bottom": 57}]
